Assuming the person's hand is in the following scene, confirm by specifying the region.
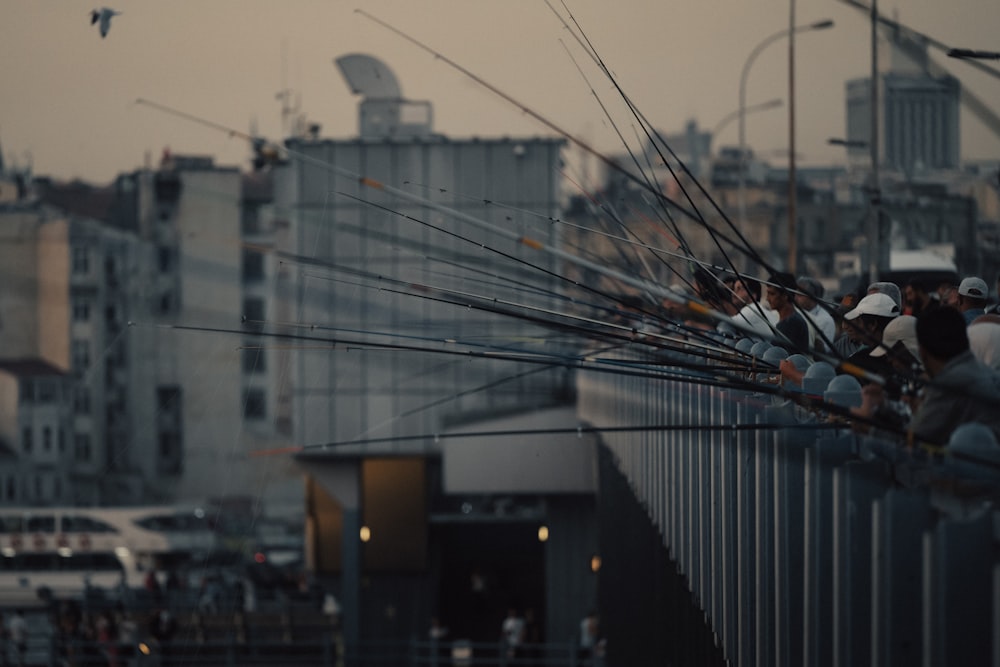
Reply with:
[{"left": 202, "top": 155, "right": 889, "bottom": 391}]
[{"left": 779, "top": 359, "right": 804, "bottom": 386}]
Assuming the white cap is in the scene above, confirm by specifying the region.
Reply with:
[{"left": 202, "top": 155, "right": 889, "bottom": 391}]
[
  {"left": 959, "top": 277, "right": 988, "bottom": 298},
  {"left": 870, "top": 315, "right": 918, "bottom": 358},
  {"left": 844, "top": 292, "right": 900, "bottom": 320}
]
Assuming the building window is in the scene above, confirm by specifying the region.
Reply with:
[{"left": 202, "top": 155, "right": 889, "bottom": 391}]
[
  {"left": 158, "top": 291, "right": 175, "bottom": 314},
  {"left": 72, "top": 340, "right": 91, "bottom": 370},
  {"left": 158, "top": 246, "right": 174, "bottom": 273},
  {"left": 6, "top": 477, "right": 14, "bottom": 502},
  {"left": 37, "top": 381, "right": 55, "bottom": 403},
  {"left": 242, "top": 204, "right": 261, "bottom": 235},
  {"left": 22, "top": 427, "right": 32, "bottom": 453},
  {"left": 43, "top": 427, "right": 52, "bottom": 452},
  {"left": 74, "top": 433, "right": 91, "bottom": 462},
  {"left": 72, "top": 299, "right": 91, "bottom": 322},
  {"left": 242, "top": 249, "right": 265, "bottom": 283},
  {"left": 243, "top": 388, "right": 266, "bottom": 420},
  {"left": 242, "top": 344, "right": 266, "bottom": 373},
  {"left": 242, "top": 297, "right": 265, "bottom": 332},
  {"left": 58, "top": 428, "right": 65, "bottom": 453},
  {"left": 157, "top": 386, "right": 182, "bottom": 426},
  {"left": 72, "top": 246, "right": 90, "bottom": 274},
  {"left": 20, "top": 380, "right": 33, "bottom": 404},
  {"left": 74, "top": 387, "right": 91, "bottom": 414}
]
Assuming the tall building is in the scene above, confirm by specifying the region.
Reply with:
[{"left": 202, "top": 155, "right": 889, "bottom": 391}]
[
  {"left": 0, "top": 182, "right": 149, "bottom": 505},
  {"left": 846, "top": 74, "right": 960, "bottom": 173},
  {"left": 0, "top": 156, "right": 302, "bottom": 513},
  {"left": 125, "top": 155, "right": 301, "bottom": 515},
  {"left": 272, "top": 54, "right": 595, "bottom": 652},
  {"left": 845, "top": 29, "right": 961, "bottom": 175}
]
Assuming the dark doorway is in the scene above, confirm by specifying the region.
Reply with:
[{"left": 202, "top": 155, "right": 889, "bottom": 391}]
[{"left": 435, "top": 522, "right": 545, "bottom": 643}]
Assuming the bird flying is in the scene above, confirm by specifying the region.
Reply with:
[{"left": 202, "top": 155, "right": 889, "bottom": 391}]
[{"left": 90, "top": 8, "right": 121, "bottom": 38}]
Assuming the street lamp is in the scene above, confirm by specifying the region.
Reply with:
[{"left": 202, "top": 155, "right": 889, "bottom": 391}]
[
  {"left": 948, "top": 48, "right": 1000, "bottom": 61},
  {"left": 737, "top": 18, "right": 834, "bottom": 269},
  {"left": 828, "top": 138, "right": 869, "bottom": 148},
  {"left": 711, "top": 98, "right": 783, "bottom": 144}
]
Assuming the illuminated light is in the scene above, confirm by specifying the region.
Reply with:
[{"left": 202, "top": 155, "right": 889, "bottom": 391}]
[
  {"left": 57, "top": 547, "right": 73, "bottom": 558},
  {"left": 590, "top": 555, "right": 602, "bottom": 573},
  {"left": 254, "top": 552, "right": 266, "bottom": 564},
  {"left": 360, "top": 526, "right": 372, "bottom": 542},
  {"left": 194, "top": 507, "right": 205, "bottom": 518},
  {"left": 114, "top": 547, "right": 131, "bottom": 559},
  {"left": 139, "top": 643, "right": 151, "bottom": 656},
  {"left": 537, "top": 525, "right": 549, "bottom": 542},
  {"left": 1, "top": 548, "right": 14, "bottom": 557}
]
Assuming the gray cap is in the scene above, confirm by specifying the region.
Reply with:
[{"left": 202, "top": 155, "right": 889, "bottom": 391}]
[{"left": 796, "top": 276, "right": 823, "bottom": 300}]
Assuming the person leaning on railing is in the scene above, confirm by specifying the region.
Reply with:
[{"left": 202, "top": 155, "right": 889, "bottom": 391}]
[{"left": 857, "top": 306, "right": 1000, "bottom": 448}]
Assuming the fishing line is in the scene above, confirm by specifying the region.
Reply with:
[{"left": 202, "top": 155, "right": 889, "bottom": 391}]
[
  {"left": 351, "top": 10, "right": 707, "bottom": 228},
  {"left": 294, "top": 269, "right": 759, "bottom": 371},
  {"left": 548, "top": 0, "right": 782, "bottom": 300},
  {"left": 328, "top": 188, "right": 767, "bottom": 353},
  {"left": 555, "top": 36, "right": 696, "bottom": 267}
]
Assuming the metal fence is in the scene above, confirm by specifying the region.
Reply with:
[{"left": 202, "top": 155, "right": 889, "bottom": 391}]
[
  {"left": 7, "top": 635, "right": 591, "bottom": 667},
  {"left": 578, "top": 352, "right": 998, "bottom": 666}
]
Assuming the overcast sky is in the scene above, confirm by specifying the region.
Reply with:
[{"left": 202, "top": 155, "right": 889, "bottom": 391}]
[{"left": 2, "top": 1, "right": 999, "bottom": 184}]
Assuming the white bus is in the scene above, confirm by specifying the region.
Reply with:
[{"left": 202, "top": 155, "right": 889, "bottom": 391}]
[{"left": 0, "top": 506, "right": 220, "bottom": 603}]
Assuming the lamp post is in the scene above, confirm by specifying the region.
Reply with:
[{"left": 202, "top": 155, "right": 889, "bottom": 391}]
[
  {"left": 948, "top": 48, "right": 1000, "bottom": 60},
  {"left": 737, "top": 18, "right": 833, "bottom": 270},
  {"left": 711, "top": 98, "right": 784, "bottom": 140}
]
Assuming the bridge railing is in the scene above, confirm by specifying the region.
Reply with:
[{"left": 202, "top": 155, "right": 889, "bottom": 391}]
[{"left": 578, "top": 350, "right": 998, "bottom": 666}]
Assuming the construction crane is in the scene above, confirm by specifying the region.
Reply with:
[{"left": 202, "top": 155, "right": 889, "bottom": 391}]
[{"left": 838, "top": 0, "right": 1000, "bottom": 143}]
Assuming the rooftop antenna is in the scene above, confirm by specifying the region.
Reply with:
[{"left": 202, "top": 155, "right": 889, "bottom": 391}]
[{"left": 276, "top": 38, "right": 298, "bottom": 138}]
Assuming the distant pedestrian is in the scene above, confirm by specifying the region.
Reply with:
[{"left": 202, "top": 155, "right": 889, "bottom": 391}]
[
  {"left": 578, "top": 610, "right": 604, "bottom": 666},
  {"left": 7, "top": 610, "right": 26, "bottom": 667},
  {"left": 500, "top": 608, "right": 525, "bottom": 660}
]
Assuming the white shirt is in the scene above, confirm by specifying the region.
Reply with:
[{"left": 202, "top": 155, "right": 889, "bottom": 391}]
[
  {"left": 731, "top": 302, "right": 779, "bottom": 340},
  {"left": 805, "top": 303, "right": 837, "bottom": 349}
]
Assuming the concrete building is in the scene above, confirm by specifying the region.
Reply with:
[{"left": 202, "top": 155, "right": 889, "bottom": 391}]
[
  {"left": 122, "top": 155, "right": 301, "bottom": 514},
  {"left": 0, "top": 360, "right": 72, "bottom": 504},
  {"left": 0, "top": 156, "right": 302, "bottom": 514},
  {"left": 269, "top": 54, "right": 596, "bottom": 658},
  {"left": 0, "top": 189, "right": 147, "bottom": 504},
  {"left": 845, "top": 27, "right": 962, "bottom": 175},
  {"left": 846, "top": 73, "right": 960, "bottom": 174}
]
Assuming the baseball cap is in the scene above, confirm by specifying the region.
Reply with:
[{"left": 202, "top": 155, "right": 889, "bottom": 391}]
[
  {"left": 844, "top": 292, "right": 900, "bottom": 320},
  {"left": 796, "top": 276, "right": 824, "bottom": 300},
  {"left": 958, "top": 277, "right": 988, "bottom": 298},
  {"left": 870, "top": 315, "right": 918, "bottom": 358}
]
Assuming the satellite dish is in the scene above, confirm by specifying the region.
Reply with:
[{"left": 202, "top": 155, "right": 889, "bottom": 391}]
[{"left": 335, "top": 54, "right": 402, "bottom": 100}]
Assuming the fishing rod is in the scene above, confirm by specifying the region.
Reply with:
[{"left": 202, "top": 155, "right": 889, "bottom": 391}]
[
  {"left": 547, "top": 0, "right": 792, "bottom": 307},
  {"left": 545, "top": 0, "right": 755, "bottom": 271},
  {"left": 296, "top": 266, "right": 764, "bottom": 372},
  {"left": 136, "top": 97, "right": 702, "bottom": 314},
  {"left": 134, "top": 98, "right": 878, "bottom": 381},
  {"left": 554, "top": 36, "right": 698, "bottom": 271},
  {"left": 544, "top": 3, "right": 802, "bottom": 363},
  {"left": 137, "top": 95, "right": 792, "bottom": 368},
  {"left": 403, "top": 176, "right": 705, "bottom": 303},
  {"left": 330, "top": 188, "right": 778, "bottom": 352},
  {"left": 258, "top": 193, "right": 755, "bottom": 359},
  {"left": 134, "top": 319, "right": 788, "bottom": 401},
  {"left": 297, "top": 420, "right": 848, "bottom": 453},
  {"left": 350, "top": 8, "right": 764, "bottom": 257}
]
